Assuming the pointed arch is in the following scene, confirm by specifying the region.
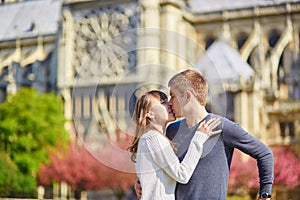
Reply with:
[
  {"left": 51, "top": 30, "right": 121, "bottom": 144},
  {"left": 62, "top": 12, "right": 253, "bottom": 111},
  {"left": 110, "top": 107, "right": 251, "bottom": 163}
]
[
  {"left": 268, "top": 21, "right": 293, "bottom": 91},
  {"left": 240, "top": 22, "right": 260, "bottom": 61},
  {"left": 205, "top": 35, "right": 217, "bottom": 50},
  {"left": 237, "top": 32, "right": 249, "bottom": 50}
]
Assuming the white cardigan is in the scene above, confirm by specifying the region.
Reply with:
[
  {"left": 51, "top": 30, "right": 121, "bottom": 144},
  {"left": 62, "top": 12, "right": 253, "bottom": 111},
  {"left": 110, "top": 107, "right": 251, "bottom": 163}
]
[{"left": 135, "top": 130, "right": 208, "bottom": 200}]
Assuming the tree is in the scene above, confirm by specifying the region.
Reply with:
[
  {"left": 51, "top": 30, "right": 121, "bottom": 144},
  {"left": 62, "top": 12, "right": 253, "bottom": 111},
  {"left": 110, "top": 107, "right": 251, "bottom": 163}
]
[
  {"left": 272, "top": 146, "right": 300, "bottom": 188},
  {"left": 0, "top": 88, "right": 69, "bottom": 197},
  {"left": 39, "top": 135, "right": 136, "bottom": 200},
  {"left": 228, "top": 146, "right": 300, "bottom": 197},
  {"left": 0, "top": 152, "right": 18, "bottom": 197},
  {"left": 228, "top": 150, "right": 251, "bottom": 195}
]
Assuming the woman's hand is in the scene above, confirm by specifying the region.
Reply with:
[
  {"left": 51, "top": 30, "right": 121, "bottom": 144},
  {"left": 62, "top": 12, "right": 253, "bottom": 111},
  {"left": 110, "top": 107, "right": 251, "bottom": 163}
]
[
  {"left": 134, "top": 178, "right": 142, "bottom": 199},
  {"left": 197, "top": 118, "right": 222, "bottom": 137}
]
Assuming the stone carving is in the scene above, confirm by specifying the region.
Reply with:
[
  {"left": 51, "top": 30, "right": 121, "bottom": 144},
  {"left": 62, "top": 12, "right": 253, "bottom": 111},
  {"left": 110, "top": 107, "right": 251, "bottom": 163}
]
[{"left": 73, "top": 3, "right": 139, "bottom": 80}]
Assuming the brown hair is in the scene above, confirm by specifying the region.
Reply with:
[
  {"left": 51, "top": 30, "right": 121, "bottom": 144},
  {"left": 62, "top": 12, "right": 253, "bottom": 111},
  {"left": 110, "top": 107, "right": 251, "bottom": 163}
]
[
  {"left": 168, "top": 69, "right": 208, "bottom": 106},
  {"left": 128, "top": 90, "right": 176, "bottom": 162}
]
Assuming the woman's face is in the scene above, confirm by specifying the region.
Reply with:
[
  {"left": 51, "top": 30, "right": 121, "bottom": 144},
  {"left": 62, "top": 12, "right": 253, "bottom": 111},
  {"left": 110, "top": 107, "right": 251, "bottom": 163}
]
[{"left": 149, "top": 97, "right": 175, "bottom": 125}]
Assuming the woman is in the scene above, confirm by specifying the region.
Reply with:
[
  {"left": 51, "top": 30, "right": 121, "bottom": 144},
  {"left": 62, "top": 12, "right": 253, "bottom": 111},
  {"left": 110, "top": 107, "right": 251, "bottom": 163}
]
[{"left": 128, "top": 90, "right": 220, "bottom": 200}]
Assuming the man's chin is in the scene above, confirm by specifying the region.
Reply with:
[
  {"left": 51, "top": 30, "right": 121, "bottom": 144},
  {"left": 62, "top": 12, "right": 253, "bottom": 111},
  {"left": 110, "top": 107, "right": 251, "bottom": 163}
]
[
  {"left": 167, "top": 117, "right": 176, "bottom": 122},
  {"left": 175, "top": 113, "right": 183, "bottom": 118}
]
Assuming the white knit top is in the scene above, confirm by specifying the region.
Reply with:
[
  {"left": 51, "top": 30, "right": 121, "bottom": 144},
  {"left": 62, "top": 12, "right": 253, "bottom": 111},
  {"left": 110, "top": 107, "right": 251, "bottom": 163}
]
[{"left": 135, "top": 130, "right": 208, "bottom": 200}]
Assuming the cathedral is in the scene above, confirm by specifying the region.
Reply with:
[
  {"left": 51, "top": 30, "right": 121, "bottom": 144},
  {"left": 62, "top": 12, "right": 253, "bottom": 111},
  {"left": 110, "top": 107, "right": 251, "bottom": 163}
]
[{"left": 1, "top": 0, "right": 299, "bottom": 147}]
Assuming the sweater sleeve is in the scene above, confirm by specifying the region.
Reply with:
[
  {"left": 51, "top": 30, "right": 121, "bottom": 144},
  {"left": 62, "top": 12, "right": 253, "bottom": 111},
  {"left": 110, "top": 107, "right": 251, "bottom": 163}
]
[
  {"left": 146, "top": 131, "right": 208, "bottom": 184},
  {"left": 222, "top": 119, "right": 274, "bottom": 194}
]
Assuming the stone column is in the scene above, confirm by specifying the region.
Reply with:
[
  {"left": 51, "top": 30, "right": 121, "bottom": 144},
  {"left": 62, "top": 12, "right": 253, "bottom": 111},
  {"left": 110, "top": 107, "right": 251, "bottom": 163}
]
[
  {"left": 58, "top": 8, "right": 75, "bottom": 89},
  {"left": 234, "top": 91, "right": 249, "bottom": 131},
  {"left": 53, "top": 182, "right": 59, "bottom": 200},
  {"left": 37, "top": 185, "right": 45, "bottom": 200},
  {"left": 61, "top": 181, "right": 68, "bottom": 200},
  {"left": 138, "top": 0, "right": 160, "bottom": 83}
]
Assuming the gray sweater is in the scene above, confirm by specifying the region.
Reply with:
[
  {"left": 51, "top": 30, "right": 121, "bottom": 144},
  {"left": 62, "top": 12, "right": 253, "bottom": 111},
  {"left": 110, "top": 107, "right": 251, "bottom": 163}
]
[{"left": 166, "top": 113, "right": 274, "bottom": 200}]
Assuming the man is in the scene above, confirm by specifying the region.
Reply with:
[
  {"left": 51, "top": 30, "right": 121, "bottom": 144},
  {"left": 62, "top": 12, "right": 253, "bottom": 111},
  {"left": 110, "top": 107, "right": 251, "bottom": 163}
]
[{"left": 136, "top": 69, "right": 274, "bottom": 200}]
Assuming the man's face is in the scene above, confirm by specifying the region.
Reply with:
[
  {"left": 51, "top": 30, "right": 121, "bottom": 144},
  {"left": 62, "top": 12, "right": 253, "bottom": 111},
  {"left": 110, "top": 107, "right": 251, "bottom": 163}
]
[{"left": 169, "top": 86, "right": 184, "bottom": 118}]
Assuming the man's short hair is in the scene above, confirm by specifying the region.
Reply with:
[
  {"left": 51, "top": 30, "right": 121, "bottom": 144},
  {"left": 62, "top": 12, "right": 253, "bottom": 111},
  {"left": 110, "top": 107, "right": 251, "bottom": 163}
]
[{"left": 168, "top": 69, "right": 208, "bottom": 106}]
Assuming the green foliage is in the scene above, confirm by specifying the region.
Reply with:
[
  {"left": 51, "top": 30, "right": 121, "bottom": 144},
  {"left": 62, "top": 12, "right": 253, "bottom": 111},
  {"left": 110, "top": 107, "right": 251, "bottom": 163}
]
[
  {"left": 0, "top": 88, "right": 69, "bottom": 197},
  {"left": 0, "top": 152, "right": 18, "bottom": 197},
  {"left": 227, "top": 195, "right": 251, "bottom": 200}
]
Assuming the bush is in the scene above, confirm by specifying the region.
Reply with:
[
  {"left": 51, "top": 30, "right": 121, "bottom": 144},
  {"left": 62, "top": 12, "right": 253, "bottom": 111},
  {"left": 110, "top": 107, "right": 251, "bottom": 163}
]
[{"left": 0, "top": 152, "right": 18, "bottom": 197}]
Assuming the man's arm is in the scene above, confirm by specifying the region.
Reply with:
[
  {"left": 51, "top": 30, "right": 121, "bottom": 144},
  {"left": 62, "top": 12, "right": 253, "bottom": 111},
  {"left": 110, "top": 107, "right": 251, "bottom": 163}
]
[{"left": 222, "top": 118, "right": 274, "bottom": 198}]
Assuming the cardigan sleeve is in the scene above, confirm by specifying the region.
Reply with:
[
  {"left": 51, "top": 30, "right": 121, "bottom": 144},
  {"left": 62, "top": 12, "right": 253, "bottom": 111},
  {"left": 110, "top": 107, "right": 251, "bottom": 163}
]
[{"left": 145, "top": 131, "right": 208, "bottom": 184}]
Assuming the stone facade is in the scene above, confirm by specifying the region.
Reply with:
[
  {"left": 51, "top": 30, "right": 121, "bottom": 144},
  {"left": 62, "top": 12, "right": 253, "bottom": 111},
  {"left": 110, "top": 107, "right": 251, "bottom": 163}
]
[
  {"left": 0, "top": 0, "right": 299, "bottom": 148},
  {"left": 147, "top": 0, "right": 300, "bottom": 145}
]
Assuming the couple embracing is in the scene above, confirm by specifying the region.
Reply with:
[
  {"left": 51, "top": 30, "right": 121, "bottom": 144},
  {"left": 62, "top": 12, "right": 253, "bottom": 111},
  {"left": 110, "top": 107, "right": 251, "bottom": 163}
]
[{"left": 128, "top": 69, "right": 274, "bottom": 200}]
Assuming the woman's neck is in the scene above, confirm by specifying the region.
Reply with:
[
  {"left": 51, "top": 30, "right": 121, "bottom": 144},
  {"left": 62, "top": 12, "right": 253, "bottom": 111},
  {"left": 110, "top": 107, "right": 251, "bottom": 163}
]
[{"left": 151, "top": 123, "right": 165, "bottom": 135}]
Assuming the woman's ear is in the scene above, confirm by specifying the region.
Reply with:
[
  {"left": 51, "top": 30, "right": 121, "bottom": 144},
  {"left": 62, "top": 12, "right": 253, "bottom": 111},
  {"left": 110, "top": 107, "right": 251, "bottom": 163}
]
[{"left": 145, "top": 112, "right": 154, "bottom": 119}]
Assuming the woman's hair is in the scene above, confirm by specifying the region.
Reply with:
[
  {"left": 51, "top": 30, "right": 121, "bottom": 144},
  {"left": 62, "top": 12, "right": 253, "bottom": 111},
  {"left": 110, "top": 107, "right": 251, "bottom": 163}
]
[
  {"left": 128, "top": 90, "right": 176, "bottom": 162},
  {"left": 168, "top": 69, "right": 208, "bottom": 106}
]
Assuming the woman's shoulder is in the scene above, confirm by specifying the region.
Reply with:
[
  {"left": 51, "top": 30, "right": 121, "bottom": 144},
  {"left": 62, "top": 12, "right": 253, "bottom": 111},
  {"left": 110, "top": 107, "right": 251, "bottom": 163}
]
[
  {"left": 140, "top": 130, "right": 161, "bottom": 139},
  {"left": 140, "top": 130, "right": 170, "bottom": 148}
]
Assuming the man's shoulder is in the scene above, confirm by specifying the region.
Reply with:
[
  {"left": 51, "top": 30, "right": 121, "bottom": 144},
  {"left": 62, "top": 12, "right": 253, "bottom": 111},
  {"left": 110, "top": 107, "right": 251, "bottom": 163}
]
[
  {"left": 166, "top": 119, "right": 185, "bottom": 140},
  {"left": 168, "top": 119, "right": 184, "bottom": 128},
  {"left": 208, "top": 113, "right": 234, "bottom": 127}
]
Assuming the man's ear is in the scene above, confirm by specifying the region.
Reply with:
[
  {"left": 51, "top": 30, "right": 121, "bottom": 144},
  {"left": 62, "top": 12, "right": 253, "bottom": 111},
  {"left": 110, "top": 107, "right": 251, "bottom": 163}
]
[
  {"left": 186, "top": 91, "right": 192, "bottom": 101},
  {"left": 181, "top": 91, "right": 191, "bottom": 105}
]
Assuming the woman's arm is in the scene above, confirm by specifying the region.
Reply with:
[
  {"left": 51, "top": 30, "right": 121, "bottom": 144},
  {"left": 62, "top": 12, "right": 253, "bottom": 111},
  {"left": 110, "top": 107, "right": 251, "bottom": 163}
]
[
  {"left": 146, "top": 131, "right": 208, "bottom": 183},
  {"left": 146, "top": 118, "right": 221, "bottom": 183}
]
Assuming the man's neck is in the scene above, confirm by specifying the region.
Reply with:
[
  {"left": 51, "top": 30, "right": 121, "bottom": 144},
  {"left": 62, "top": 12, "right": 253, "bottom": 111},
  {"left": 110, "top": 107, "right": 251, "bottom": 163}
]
[{"left": 185, "top": 106, "right": 208, "bottom": 128}]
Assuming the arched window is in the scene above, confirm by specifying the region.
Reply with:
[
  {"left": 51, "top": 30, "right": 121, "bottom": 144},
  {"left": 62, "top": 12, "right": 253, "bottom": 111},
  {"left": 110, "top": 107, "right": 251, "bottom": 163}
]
[
  {"left": 0, "top": 67, "right": 8, "bottom": 102},
  {"left": 268, "top": 30, "right": 281, "bottom": 48},
  {"left": 279, "top": 121, "right": 295, "bottom": 139},
  {"left": 237, "top": 32, "right": 248, "bottom": 50},
  {"left": 205, "top": 36, "right": 216, "bottom": 50},
  {"left": 291, "top": 57, "right": 300, "bottom": 99},
  {"left": 246, "top": 47, "right": 260, "bottom": 70}
]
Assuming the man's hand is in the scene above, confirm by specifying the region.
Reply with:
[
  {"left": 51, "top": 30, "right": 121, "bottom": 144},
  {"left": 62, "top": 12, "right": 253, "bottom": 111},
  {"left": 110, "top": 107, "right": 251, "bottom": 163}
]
[{"left": 134, "top": 178, "right": 142, "bottom": 199}]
